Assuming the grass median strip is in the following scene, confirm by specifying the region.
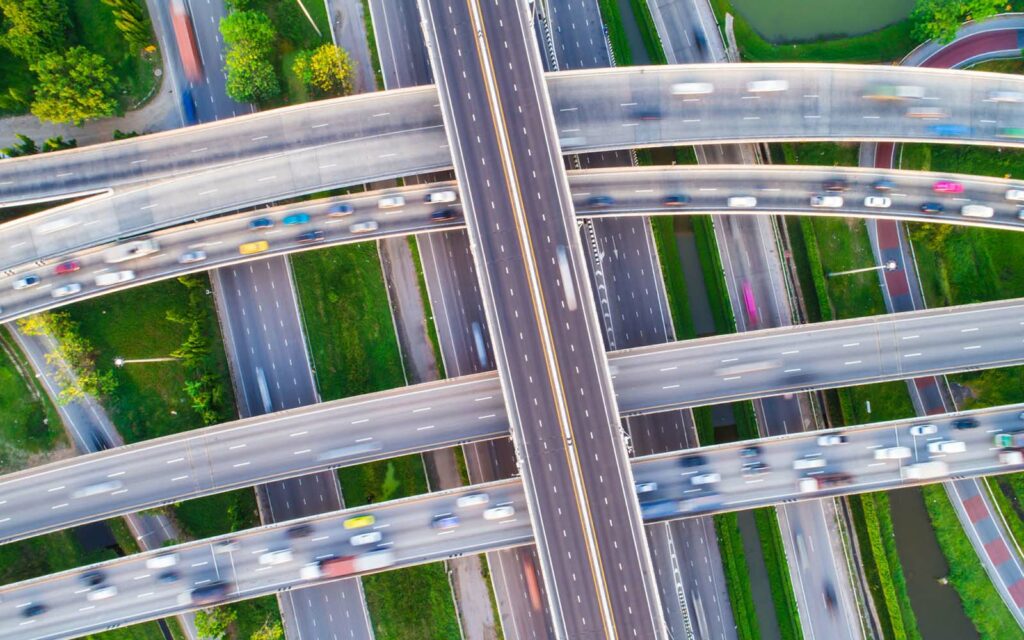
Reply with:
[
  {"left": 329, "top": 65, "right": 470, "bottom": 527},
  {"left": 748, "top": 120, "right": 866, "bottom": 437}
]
[
  {"left": 754, "top": 509, "right": 803, "bottom": 640},
  {"left": 715, "top": 513, "right": 760, "bottom": 640}
]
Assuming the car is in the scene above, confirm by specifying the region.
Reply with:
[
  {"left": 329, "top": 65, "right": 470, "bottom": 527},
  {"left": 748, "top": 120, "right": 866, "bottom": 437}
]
[
  {"left": 327, "top": 203, "right": 354, "bottom": 217},
  {"left": 179, "top": 250, "right": 207, "bottom": 264},
  {"left": 21, "top": 603, "right": 47, "bottom": 618},
  {"left": 146, "top": 553, "right": 179, "bottom": 569},
  {"left": 740, "top": 445, "right": 762, "bottom": 458},
  {"left": 662, "top": 195, "right": 690, "bottom": 207},
  {"left": 52, "top": 283, "right": 82, "bottom": 298},
  {"left": 793, "top": 454, "right": 826, "bottom": 470},
  {"left": 157, "top": 570, "right": 180, "bottom": 583},
  {"left": 55, "top": 260, "right": 81, "bottom": 275},
  {"left": 641, "top": 499, "right": 681, "bottom": 520},
  {"left": 906, "top": 107, "right": 948, "bottom": 119},
  {"left": 671, "top": 82, "right": 714, "bottom": 95},
  {"left": 1005, "top": 189, "right": 1024, "bottom": 202},
  {"left": 932, "top": 181, "right": 963, "bottom": 194},
  {"left": 952, "top": 417, "right": 979, "bottom": 430},
  {"left": 283, "top": 213, "right": 311, "bottom": 226},
  {"left": 633, "top": 108, "right": 662, "bottom": 121},
  {"left": 919, "top": 202, "right": 944, "bottom": 214},
  {"left": 87, "top": 585, "right": 118, "bottom": 601},
  {"left": 960, "top": 204, "right": 994, "bottom": 219},
  {"left": 928, "top": 439, "right": 966, "bottom": 454},
  {"left": 586, "top": 195, "right": 614, "bottom": 207},
  {"left": 928, "top": 123, "right": 970, "bottom": 137},
  {"left": 988, "top": 90, "right": 1024, "bottom": 103},
  {"left": 810, "top": 194, "right": 843, "bottom": 208},
  {"left": 79, "top": 570, "right": 106, "bottom": 587},
  {"left": 431, "top": 513, "right": 460, "bottom": 530},
  {"left": 727, "top": 196, "right": 757, "bottom": 208},
  {"left": 349, "top": 221, "right": 379, "bottom": 235},
  {"left": 999, "top": 450, "right": 1024, "bottom": 465},
  {"left": 679, "top": 454, "right": 707, "bottom": 468},
  {"left": 12, "top": 275, "right": 40, "bottom": 290},
  {"left": 1018, "top": 206, "right": 1024, "bottom": 221},
  {"left": 456, "top": 492, "right": 490, "bottom": 508},
  {"left": 296, "top": 230, "right": 326, "bottom": 244},
  {"left": 239, "top": 240, "right": 270, "bottom": 255},
  {"left": 909, "top": 423, "right": 938, "bottom": 436},
  {"left": 691, "top": 472, "right": 721, "bottom": 485},
  {"left": 378, "top": 195, "right": 406, "bottom": 209},
  {"left": 864, "top": 196, "right": 892, "bottom": 208},
  {"left": 287, "top": 524, "right": 313, "bottom": 539},
  {"left": 746, "top": 79, "right": 789, "bottom": 93},
  {"left": 94, "top": 270, "right": 135, "bottom": 286},
  {"left": 214, "top": 539, "right": 239, "bottom": 553},
  {"left": 635, "top": 481, "right": 658, "bottom": 495},
  {"left": 874, "top": 446, "right": 912, "bottom": 460},
  {"left": 350, "top": 531, "right": 383, "bottom": 546},
  {"left": 871, "top": 179, "right": 897, "bottom": 191},
  {"left": 249, "top": 217, "right": 274, "bottom": 229},
  {"left": 822, "top": 179, "right": 849, "bottom": 192},
  {"left": 425, "top": 190, "right": 458, "bottom": 204},
  {"left": 483, "top": 504, "right": 516, "bottom": 520},
  {"left": 259, "top": 548, "right": 294, "bottom": 565},
  {"left": 863, "top": 84, "right": 925, "bottom": 100},
  {"left": 816, "top": 434, "right": 848, "bottom": 446},
  {"left": 343, "top": 514, "right": 376, "bottom": 530},
  {"left": 72, "top": 480, "right": 123, "bottom": 498},
  {"left": 430, "top": 209, "right": 457, "bottom": 222},
  {"left": 741, "top": 461, "right": 770, "bottom": 477}
]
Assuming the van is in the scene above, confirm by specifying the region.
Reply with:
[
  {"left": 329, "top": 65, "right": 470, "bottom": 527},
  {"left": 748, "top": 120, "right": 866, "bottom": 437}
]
[
  {"left": 671, "top": 82, "right": 714, "bottom": 96},
  {"left": 425, "top": 190, "right": 457, "bottom": 204},
  {"left": 902, "top": 460, "right": 948, "bottom": 480},
  {"left": 810, "top": 195, "right": 843, "bottom": 208},
  {"left": 928, "top": 439, "right": 966, "bottom": 454},
  {"left": 377, "top": 195, "right": 405, "bottom": 209},
  {"left": 746, "top": 80, "right": 789, "bottom": 93},
  {"left": 793, "top": 454, "right": 826, "bottom": 471},
  {"left": 960, "top": 204, "right": 994, "bottom": 218},
  {"left": 94, "top": 270, "right": 135, "bottom": 287},
  {"left": 103, "top": 239, "right": 158, "bottom": 264}
]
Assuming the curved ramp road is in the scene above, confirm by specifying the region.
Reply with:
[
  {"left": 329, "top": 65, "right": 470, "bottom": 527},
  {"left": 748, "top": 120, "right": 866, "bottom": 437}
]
[
  {"left": 5, "top": 404, "right": 1024, "bottom": 639},
  {"left": 3, "top": 64, "right": 1024, "bottom": 269},
  {"left": 4, "top": 163, "right": 1024, "bottom": 323},
  {"left": 0, "top": 297, "right": 1022, "bottom": 543}
]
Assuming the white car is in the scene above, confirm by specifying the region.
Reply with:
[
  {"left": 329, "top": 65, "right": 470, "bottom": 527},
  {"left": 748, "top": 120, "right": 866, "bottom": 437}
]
[
  {"left": 94, "top": 270, "right": 135, "bottom": 287},
  {"left": 259, "top": 549, "right": 294, "bottom": 565},
  {"left": 456, "top": 492, "right": 490, "bottom": 508},
  {"left": 961, "top": 204, "right": 994, "bottom": 219},
  {"left": 145, "top": 553, "right": 179, "bottom": 569},
  {"left": 425, "top": 190, "right": 458, "bottom": 204},
  {"left": 671, "top": 82, "right": 714, "bottom": 95},
  {"left": 635, "top": 482, "right": 658, "bottom": 495},
  {"left": 483, "top": 504, "right": 516, "bottom": 520},
  {"left": 72, "top": 480, "right": 123, "bottom": 498},
  {"left": 52, "top": 283, "right": 82, "bottom": 298},
  {"left": 87, "top": 585, "right": 118, "bottom": 601},
  {"left": 816, "top": 434, "right": 848, "bottom": 447},
  {"left": 810, "top": 195, "right": 843, "bottom": 208},
  {"left": 179, "top": 250, "right": 207, "bottom": 264},
  {"left": 874, "top": 446, "right": 912, "bottom": 460},
  {"left": 989, "top": 91, "right": 1024, "bottom": 103},
  {"left": 928, "top": 439, "right": 966, "bottom": 454},
  {"left": 691, "top": 473, "right": 721, "bottom": 486},
  {"left": 350, "top": 531, "right": 383, "bottom": 546},
  {"left": 13, "top": 275, "right": 40, "bottom": 290},
  {"left": 793, "top": 454, "right": 826, "bottom": 470},
  {"left": 864, "top": 196, "right": 892, "bottom": 208},
  {"left": 1005, "top": 188, "right": 1024, "bottom": 202},
  {"left": 377, "top": 195, "right": 406, "bottom": 209},
  {"left": 909, "top": 424, "right": 937, "bottom": 437},
  {"left": 999, "top": 450, "right": 1024, "bottom": 465},
  {"left": 746, "top": 80, "right": 789, "bottom": 93},
  {"left": 349, "top": 221, "right": 380, "bottom": 234},
  {"left": 727, "top": 196, "right": 757, "bottom": 208}
]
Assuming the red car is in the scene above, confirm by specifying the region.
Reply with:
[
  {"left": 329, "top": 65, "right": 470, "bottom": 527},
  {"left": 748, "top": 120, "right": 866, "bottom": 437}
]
[
  {"left": 55, "top": 260, "right": 80, "bottom": 275},
  {"left": 932, "top": 180, "right": 963, "bottom": 194}
]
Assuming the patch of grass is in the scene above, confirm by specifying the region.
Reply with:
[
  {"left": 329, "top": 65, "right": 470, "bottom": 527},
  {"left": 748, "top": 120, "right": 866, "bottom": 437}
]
[
  {"left": 692, "top": 216, "right": 736, "bottom": 334},
  {"left": 245, "top": 0, "right": 331, "bottom": 106},
  {"left": 409, "top": 237, "right": 446, "bottom": 379},
  {"left": 838, "top": 381, "right": 917, "bottom": 426},
  {"left": 479, "top": 556, "right": 505, "bottom": 640},
  {"left": 291, "top": 242, "right": 406, "bottom": 402},
  {"left": 338, "top": 454, "right": 428, "bottom": 506},
  {"left": 173, "top": 488, "right": 260, "bottom": 541},
  {"left": 359, "top": 0, "right": 384, "bottom": 89},
  {"left": 627, "top": 0, "right": 667, "bottom": 64},
  {"left": 714, "top": 513, "right": 760, "bottom": 640},
  {"left": 753, "top": 508, "right": 803, "bottom": 640},
  {"left": 649, "top": 217, "right": 695, "bottom": 340},
  {"left": 972, "top": 59, "right": 1024, "bottom": 74},
  {"left": 218, "top": 594, "right": 284, "bottom": 640},
  {"left": 782, "top": 142, "right": 860, "bottom": 168},
  {"left": 67, "top": 275, "right": 234, "bottom": 443},
  {"left": 922, "top": 484, "right": 1021, "bottom": 639},
  {"left": 0, "top": 329, "right": 67, "bottom": 471},
  {"left": 596, "top": 0, "right": 631, "bottom": 65},
  {"left": 88, "top": 623, "right": 168, "bottom": 640}
]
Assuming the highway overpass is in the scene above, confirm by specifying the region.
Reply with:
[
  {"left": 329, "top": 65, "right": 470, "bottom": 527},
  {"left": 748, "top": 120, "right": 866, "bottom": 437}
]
[
  {"left": 0, "top": 296, "right": 1021, "bottom": 543},
  {"left": 2, "top": 164, "right": 1024, "bottom": 323},
  {"left": 3, "top": 402, "right": 1024, "bottom": 640},
  {"left": 2, "top": 63, "right": 1024, "bottom": 270}
]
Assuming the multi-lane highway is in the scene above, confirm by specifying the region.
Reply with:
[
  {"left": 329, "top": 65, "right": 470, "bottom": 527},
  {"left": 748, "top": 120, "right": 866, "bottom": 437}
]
[
  {"left": 1, "top": 296, "right": 1023, "bottom": 543},
  {"left": 4, "top": 64, "right": 1024, "bottom": 270},
  {"left": 6, "top": 403, "right": 1024, "bottom": 639}
]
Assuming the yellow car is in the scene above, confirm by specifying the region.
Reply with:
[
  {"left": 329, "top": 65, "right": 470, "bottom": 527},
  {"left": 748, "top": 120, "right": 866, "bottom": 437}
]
[
  {"left": 343, "top": 514, "right": 376, "bottom": 530},
  {"left": 239, "top": 240, "right": 269, "bottom": 255}
]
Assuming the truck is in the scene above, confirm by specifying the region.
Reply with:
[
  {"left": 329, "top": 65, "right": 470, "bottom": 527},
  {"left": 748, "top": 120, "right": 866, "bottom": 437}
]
[
  {"left": 994, "top": 431, "right": 1024, "bottom": 449},
  {"left": 902, "top": 460, "right": 949, "bottom": 480},
  {"left": 797, "top": 472, "right": 852, "bottom": 493},
  {"left": 103, "top": 239, "right": 159, "bottom": 264},
  {"left": 171, "top": 0, "right": 202, "bottom": 82},
  {"left": 182, "top": 88, "right": 198, "bottom": 126},
  {"left": 300, "top": 550, "right": 396, "bottom": 580}
]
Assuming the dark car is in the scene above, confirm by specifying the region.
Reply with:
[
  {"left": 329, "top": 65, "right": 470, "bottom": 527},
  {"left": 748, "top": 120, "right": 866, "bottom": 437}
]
[
  {"left": 739, "top": 446, "right": 762, "bottom": 458},
  {"left": 327, "top": 203, "right": 354, "bottom": 217},
  {"left": 295, "top": 230, "right": 325, "bottom": 244},
  {"left": 430, "top": 209, "right": 457, "bottom": 222},
  {"left": 919, "top": 202, "right": 944, "bottom": 214},
  {"left": 157, "top": 570, "right": 180, "bottom": 584},
  {"left": 79, "top": 570, "right": 106, "bottom": 587},
  {"left": 633, "top": 108, "right": 662, "bottom": 121},
  {"left": 287, "top": 523, "right": 314, "bottom": 539},
  {"left": 22, "top": 603, "right": 47, "bottom": 618},
  {"left": 586, "top": 195, "right": 615, "bottom": 207},
  {"left": 953, "top": 417, "right": 979, "bottom": 430},
  {"left": 662, "top": 195, "right": 690, "bottom": 207},
  {"left": 871, "top": 179, "right": 896, "bottom": 191},
  {"left": 741, "top": 460, "right": 770, "bottom": 477},
  {"left": 822, "top": 178, "right": 849, "bottom": 192},
  {"left": 249, "top": 217, "right": 274, "bottom": 229},
  {"left": 680, "top": 454, "right": 708, "bottom": 468},
  {"left": 55, "top": 260, "right": 81, "bottom": 275}
]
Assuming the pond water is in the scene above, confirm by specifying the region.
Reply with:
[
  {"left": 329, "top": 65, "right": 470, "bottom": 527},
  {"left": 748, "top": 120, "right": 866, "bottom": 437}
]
[{"left": 729, "top": 0, "right": 915, "bottom": 43}]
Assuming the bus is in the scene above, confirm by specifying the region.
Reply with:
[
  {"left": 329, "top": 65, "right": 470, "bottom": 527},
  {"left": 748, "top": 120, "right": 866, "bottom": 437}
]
[
  {"left": 171, "top": 0, "right": 202, "bottom": 82},
  {"left": 255, "top": 367, "right": 272, "bottom": 414}
]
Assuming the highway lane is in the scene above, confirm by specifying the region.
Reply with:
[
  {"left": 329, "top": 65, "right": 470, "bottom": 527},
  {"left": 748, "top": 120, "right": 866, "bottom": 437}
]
[
  {"left": 6, "top": 63, "right": 1024, "bottom": 271},
  {"left": 9, "top": 404, "right": 1024, "bottom": 639},
  {"left": 1, "top": 296, "right": 1024, "bottom": 542}
]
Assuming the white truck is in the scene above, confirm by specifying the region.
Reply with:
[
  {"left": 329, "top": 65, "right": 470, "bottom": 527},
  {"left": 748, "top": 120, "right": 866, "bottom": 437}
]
[
  {"left": 103, "top": 239, "right": 159, "bottom": 263},
  {"left": 901, "top": 460, "right": 949, "bottom": 480}
]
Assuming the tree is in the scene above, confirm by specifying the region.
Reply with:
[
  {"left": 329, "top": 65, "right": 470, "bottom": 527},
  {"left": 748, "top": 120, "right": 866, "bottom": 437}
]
[
  {"left": 42, "top": 135, "right": 76, "bottom": 152},
  {"left": 101, "top": 0, "right": 152, "bottom": 51},
  {"left": 224, "top": 47, "right": 280, "bottom": 102},
  {"left": 293, "top": 43, "right": 356, "bottom": 97},
  {"left": 251, "top": 620, "right": 284, "bottom": 640},
  {"left": 194, "top": 607, "right": 236, "bottom": 639},
  {"left": 1, "top": 133, "right": 38, "bottom": 158},
  {"left": 30, "top": 46, "right": 119, "bottom": 125},
  {"left": 219, "top": 10, "right": 275, "bottom": 54},
  {"left": 910, "top": 0, "right": 1004, "bottom": 44},
  {"left": 0, "top": 0, "right": 70, "bottom": 60}
]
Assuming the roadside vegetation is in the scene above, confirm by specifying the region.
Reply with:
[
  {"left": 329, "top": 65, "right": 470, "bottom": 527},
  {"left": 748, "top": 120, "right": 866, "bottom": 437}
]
[
  {"left": 714, "top": 513, "right": 760, "bottom": 640},
  {"left": 0, "top": 328, "right": 67, "bottom": 472},
  {"left": 409, "top": 237, "right": 447, "bottom": 379},
  {"left": 197, "top": 594, "right": 283, "bottom": 640}
]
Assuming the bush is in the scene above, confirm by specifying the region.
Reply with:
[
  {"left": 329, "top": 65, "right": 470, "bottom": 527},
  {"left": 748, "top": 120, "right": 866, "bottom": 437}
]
[
  {"left": 18, "top": 311, "right": 116, "bottom": 403},
  {"left": 292, "top": 43, "right": 355, "bottom": 97},
  {"left": 910, "top": 0, "right": 1004, "bottom": 43},
  {"left": 30, "top": 45, "right": 118, "bottom": 124},
  {"left": 0, "top": 0, "right": 70, "bottom": 60}
]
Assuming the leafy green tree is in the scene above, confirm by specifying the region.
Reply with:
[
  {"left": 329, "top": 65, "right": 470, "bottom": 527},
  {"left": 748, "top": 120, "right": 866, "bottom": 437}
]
[
  {"left": 224, "top": 47, "right": 280, "bottom": 102},
  {"left": 292, "top": 43, "right": 355, "bottom": 96},
  {"left": 0, "top": 133, "right": 38, "bottom": 157},
  {"left": 42, "top": 135, "right": 76, "bottom": 152},
  {"left": 219, "top": 9, "right": 275, "bottom": 54},
  {"left": 194, "top": 607, "right": 236, "bottom": 639},
  {"left": 0, "top": 0, "right": 70, "bottom": 60},
  {"left": 101, "top": 0, "right": 152, "bottom": 51},
  {"left": 18, "top": 312, "right": 117, "bottom": 403},
  {"left": 251, "top": 620, "right": 284, "bottom": 640},
  {"left": 910, "top": 0, "right": 1004, "bottom": 43},
  {"left": 30, "top": 46, "right": 119, "bottom": 124}
]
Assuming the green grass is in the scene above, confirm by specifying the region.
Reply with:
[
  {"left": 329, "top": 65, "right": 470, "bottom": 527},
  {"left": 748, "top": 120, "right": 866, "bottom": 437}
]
[
  {"left": 596, "top": 0, "right": 632, "bottom": 65},
  {"left": 88, "top": 623, "right": 169, "bottom": 640},
  {"left": 173, "top": 488, "right": 260, "bottom": 541},
  {"left": 649, "top": 217, "right": 696, "bottom": 340},
  {"left": 0, "top": 47, "right": 36, "bottom": 116},
  {"left": 67, "top": 275, "right": 234, "bottom": 443},
  {"left": 219, "top": 595, "right": 284, "bottom": 640},
  {"left": 627, "top": 0, "right": 667, "bottom": 64},
  {"left": 291, "top": 242, "right": 406, "bottom": 402},
  {"left": 360, "top": 0, "right": 385, "bottom": 89},
  {"left": 922, "top": 484, "right": 1022, "bottom": 639},
  {"left": 0, "top": 329, "right": 67, "bottom": 471},
  {"left": 753, "top": 509, "right": 803, "bottom": 640},
  {"left": 409, "top": 237, "right": 446, "bottom": 379},
  {"left": 692, "top": 216, "right": 736, "bottom": 334},
  {"left": 244, "top": 0, "right": 332, "bottom": 106},
  {"left": 714, "top": 513, "right": 760, "bottom": 640}
]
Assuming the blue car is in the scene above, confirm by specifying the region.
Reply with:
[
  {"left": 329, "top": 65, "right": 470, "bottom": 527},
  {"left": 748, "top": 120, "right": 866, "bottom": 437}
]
[
  {"left": 249, "top": 217, "right": 273, "bottom": 229},
  {"left": 283, "top": 213, "right": 311, "bottom": 225},
  {"left": 431, "top": 513, "right": 460, "bottom": 530},
  {"left": 928, "top": 123, "right": 970, "bottom": 137},
  {"left": 640, "top": 499, "right": 680, "bottom": 521}
]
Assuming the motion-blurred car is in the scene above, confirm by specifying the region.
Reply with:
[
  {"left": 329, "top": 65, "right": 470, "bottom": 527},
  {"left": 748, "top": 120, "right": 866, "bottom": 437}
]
[
  {"left": 179, "top": 250, "right": 207, "bottom": 264},
  {"left": 952, "top": 417, "right": 979, "bottom": 430},
  {"left": 484, "top": 504, "right": 516, "bottom": 520},
  {"left": 343, "top": 514, "right": 376, "bottom": 530},
  {"left": 431, "top": 513, "right": 460, "bottom": 530},
  {"left": 55, "top": 260, "right": 81, "bottom": 275},
  {"left": 816, "top": 434, "right": 848, "bottom": 447},
  {"left": 12, "top": 275, "right": 40, "bottom": 290},
  {"left": 52, "top": 283, "right": 82, "bottom": 298},
  {"left": 249, "top": 217, "right": 274, "bottom": 229},
  {"left": 909, "top": 424, "right": 937, "bottom": 436},
  {"left": 283, "top": 213, "right": 311, "bottom": 225},
  {"left": 932, "top": 181, "right": 963, "bottom": 194}
]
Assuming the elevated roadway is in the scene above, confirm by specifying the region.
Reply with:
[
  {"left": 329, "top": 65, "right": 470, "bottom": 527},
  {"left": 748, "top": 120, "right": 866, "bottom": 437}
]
[
  {"left": 3, "top": 63, "right": 1024, "bottom": 270},
  {"left": 0, "top": 296, "right": 1022, "bottom": 543},
  {"left": 5, "top": 403, "right": 1024, "bottom": 639}
]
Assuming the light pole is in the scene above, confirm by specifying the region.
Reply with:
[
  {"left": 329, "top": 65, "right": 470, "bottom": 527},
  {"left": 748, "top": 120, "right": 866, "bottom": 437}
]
[
  {"left": 113, "top": 356, "right": 178, "bottom": 367},
  {"left": 827, "top": 260, "right": 898, "bottom": 278}
]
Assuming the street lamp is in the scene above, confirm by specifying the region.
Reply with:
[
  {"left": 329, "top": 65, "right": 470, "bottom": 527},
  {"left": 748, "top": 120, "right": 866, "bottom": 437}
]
[
  {"left": 113, "top": 356, "right": 178, "bottom": 367},
  {"left": 827, "top": 260, "right": 898, "bottom": 278}
]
